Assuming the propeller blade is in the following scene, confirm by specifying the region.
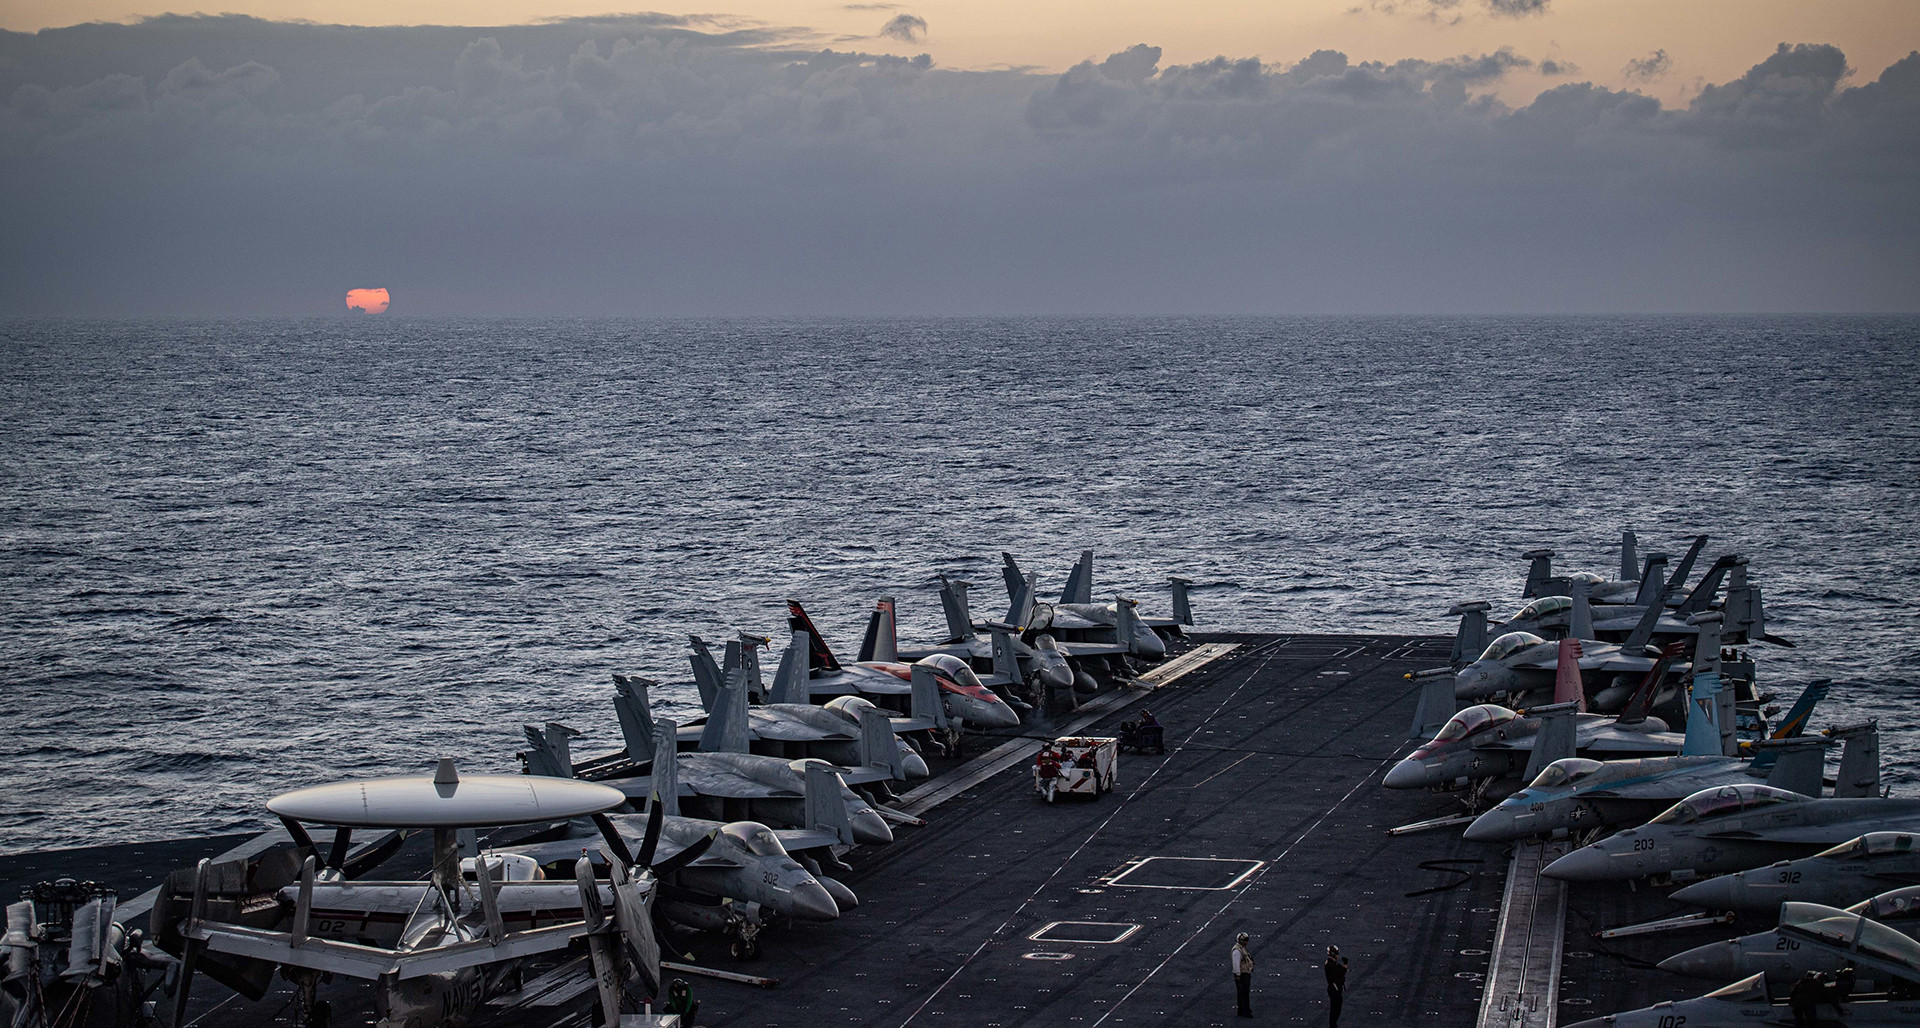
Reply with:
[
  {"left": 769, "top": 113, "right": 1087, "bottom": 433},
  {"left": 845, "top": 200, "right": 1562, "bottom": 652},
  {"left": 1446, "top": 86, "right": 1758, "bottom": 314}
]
[
  {"left": 342, "top": 829, "right": 409, "bottom": 879},
  {"left": 648, "top": 828, "right": 718, "bottom": 878},
  {"left": 592, "top": 812, "right": 636, "bottom": 870},
  {"left": 636, "top": 793, "right": 665, "bottom": 869},
  {"left": 171, "top": 939, "right": 201, "bottom": 1027},
  {"left": 325, "top": 826, "right": 352, "bottom": 870}
]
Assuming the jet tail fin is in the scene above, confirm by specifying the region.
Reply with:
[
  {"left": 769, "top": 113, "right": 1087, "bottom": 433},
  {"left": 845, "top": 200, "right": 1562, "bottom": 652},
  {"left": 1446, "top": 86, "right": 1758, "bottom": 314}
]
[
  {"left": 1004, "top": 574, "right": 1037, "bottom": 630},
  {"left": 698, "top": 668, "right": 751, "bottom": 753},
  {"left": 856, "top": 705, "right": 903, "bottom": 779},
  {"left": 1722, "top": 560, "right": 1765, "bottom": 643},
  {"left": 771, "top": 632, "right": 811, "bottom": 705},
  {"left": 1000, "top": 553, "right": 1025, "bottom": 603},
  {"left": 859, "top": 598, "right": 899, "bottom": 663},
  {"left": 1663, "top": 535, "right": 1709, "bottom": 605},
  {"left": 1170, "top": 576, "right": 1194, "bottom": 627},
  {"left": 1758, "top": 739, "right": 1828, "bottom": 796},
  {"left": 786, "top": 599, "right": 842, "bottom": 672},
  {"left": 1629, "top": 553, "right": 1670, "bottom": 610},
  {"left": 1553, "top": 638, "right": 1587, "bottom": 712},
  {"left": 736, "top": 633, "right": 768, "bottom": 703},
  {"left": 1522, "top": 548, "right": 1554, "bottom": 599},
  {"left": 1407, "top": 669, "right": 1456, "bottom": 740},
  {"left": 1569, "top": 578, "right": 1594, "bottom": 640},
  {"left": 611, "top": 674, "right": 657, "bottom": 763},
  {"left": 1830, "top": 721, "right": 1881, "bottom": 798},
  {"left": 987, "top": 627, "right": 1023, "bottom": 685},
  {"left": 1061, "top": 550, "right": 1094, "bottom": 605},
  {"left": 1768, "top": 679, "right": 1831, "bottom": 740},
  {"left": 1676, "top": 555, "right": 1738, "bottom": 616},
  {"left": 1522, "top": 702, "right": 1581, "bottom": 782},
  {"left": 804, "top": 763, "right": 855, "bottom": 846},
  {"left": 1448, "top": 601, "right": 1490, "bottom": 668},
  {"left": 1113, "top": 594, "right": 1143, "bottom": 655},
  {"left": 520, "top": 722, "right": 579, "bottom": 778},
  {"left": 1616, "top": 642, "right": 1686, "bottom": 726},
  {"left": 936, "top": 577, "right": 973, "bottom": 644},
  {"left": 1621, "top": 577, "right": 1671, "bottom": 652},
  {"left": 688, "top": 635, "right": 723, "bottom": 712},
  {"left": 1619, "top": 529, "right": 1638, "bottom": 582},
  {"left": 910, "top": 663, "right": 951, "bottom": 730},
  {"left": 651, "top": 718, "right": 680, "bottom": 816}
]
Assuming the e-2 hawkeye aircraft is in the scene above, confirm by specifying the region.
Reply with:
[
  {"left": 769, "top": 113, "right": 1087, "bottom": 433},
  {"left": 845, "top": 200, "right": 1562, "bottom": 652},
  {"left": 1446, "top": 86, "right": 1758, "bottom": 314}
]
[{"left": 151, "top": 760, "right": 677, "bottom": 1028}]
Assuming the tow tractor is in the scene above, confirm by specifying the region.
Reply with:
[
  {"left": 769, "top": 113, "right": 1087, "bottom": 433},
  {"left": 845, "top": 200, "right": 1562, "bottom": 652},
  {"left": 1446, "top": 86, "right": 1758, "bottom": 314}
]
[{"left": 1034, "top": 736, "right": 1118, "bottom": 803}]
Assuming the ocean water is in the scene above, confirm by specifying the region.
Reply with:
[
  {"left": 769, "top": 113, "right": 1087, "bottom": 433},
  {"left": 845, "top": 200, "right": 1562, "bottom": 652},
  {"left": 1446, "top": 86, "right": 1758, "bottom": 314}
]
[{"left": 2, "top": 315, "right": 1916, "bottom": 854}]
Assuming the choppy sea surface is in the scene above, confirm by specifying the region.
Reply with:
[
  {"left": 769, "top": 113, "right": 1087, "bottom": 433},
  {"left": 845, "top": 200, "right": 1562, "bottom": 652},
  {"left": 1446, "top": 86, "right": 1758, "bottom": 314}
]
[{"left": 2, "top": 316, "right": 1917, "bottom": 854}]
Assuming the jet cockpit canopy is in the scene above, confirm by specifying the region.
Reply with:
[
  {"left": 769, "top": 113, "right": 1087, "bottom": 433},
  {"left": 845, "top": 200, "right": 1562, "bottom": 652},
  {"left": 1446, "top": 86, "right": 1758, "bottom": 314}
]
[
  {"left": 1780, "top": 902, "right": 1920, "bottom": 973},
  {"left": 918, "top": 653, "right": 985, "bottom": 691},
  {"left": 1504, "top": 596, "right": 1571, "bottom": 624},
  {"left": 1480, "top": 632, "right": 1546, "bottom": 663},
  {"left": 721, "top": 822, "right": 789, "bottom": 858},
  {"left": 1649, "top": 784, "right": 1808, "bottom": 826},
  {"left": 1528, "top": 758, "right": 1605, "bottom": 790},
  {"left": 1435, "top": 704, "right": 1518, "bottom": 743},
  {"left": 1816, "top": 832, "right": 1917, "bottom": 861}
]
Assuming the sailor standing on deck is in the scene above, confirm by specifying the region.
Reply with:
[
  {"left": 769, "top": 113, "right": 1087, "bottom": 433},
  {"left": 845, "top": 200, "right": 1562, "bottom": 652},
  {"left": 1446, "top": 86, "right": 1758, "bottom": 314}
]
[
  {"left": 1324, "top": 946, "right": 1350, "bottom": 1027},
  {"left": 1231, "top": 932, "right": 1254, "bottom": 1017}
]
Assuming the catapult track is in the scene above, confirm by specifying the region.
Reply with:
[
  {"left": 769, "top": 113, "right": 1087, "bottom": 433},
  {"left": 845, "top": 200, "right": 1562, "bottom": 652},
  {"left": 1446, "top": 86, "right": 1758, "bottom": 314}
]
[{"left": 1, "top": 633, "right": 1731, "bottom": 1027}]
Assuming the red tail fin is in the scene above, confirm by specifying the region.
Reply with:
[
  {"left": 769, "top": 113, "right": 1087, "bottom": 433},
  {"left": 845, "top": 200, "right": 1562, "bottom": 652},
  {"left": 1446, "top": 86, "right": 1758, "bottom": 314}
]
[
  {"left": 786, "top": 600, "right": 841, "bottom": 672},
  {"left": 1617, "top": 641, "right": 1686, "bottom": 725},
  {"left": 1554, "top": 638, "right": 1587, "bottom": 712}
]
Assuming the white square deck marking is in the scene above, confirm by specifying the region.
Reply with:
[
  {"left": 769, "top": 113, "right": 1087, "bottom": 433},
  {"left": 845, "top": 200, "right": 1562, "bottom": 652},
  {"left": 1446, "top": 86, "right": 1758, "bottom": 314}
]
[
  {"left": 1028, "top": 921, "right": 1141, "bottom": 945},
  {"left": 1104, "top": 857, "right": 1265, "bottom": 890}
]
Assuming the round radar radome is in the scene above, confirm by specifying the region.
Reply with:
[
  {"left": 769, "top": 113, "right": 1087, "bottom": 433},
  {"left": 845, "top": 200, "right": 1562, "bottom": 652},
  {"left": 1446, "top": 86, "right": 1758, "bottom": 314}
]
[{"left": 268, "top": 760, "right": 625, "bottom": 828}]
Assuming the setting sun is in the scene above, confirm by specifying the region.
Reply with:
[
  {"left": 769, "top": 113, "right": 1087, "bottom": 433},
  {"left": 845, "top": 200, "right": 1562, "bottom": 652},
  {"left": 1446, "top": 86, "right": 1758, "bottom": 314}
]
[{"left": 345, "top": 287, "right": 390, "bottom": 313}]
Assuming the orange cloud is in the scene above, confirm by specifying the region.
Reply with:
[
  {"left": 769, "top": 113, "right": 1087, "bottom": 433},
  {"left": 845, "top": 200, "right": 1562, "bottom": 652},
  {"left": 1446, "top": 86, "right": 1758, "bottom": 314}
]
[{"left": 345, "top": 287, "right": 390, "bottom": 313}]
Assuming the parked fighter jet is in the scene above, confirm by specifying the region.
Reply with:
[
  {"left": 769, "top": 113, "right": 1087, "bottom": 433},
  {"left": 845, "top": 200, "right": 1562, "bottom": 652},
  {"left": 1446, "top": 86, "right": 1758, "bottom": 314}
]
[
  {"left": 1519, "top": 530, "right": 1684, "bottom": 604},
  {"left": 1543, "top": 785, "right": 1920, "bottom": 883},
  {"left": 902, "top": 575, "right": 1102, "bottom": 695},
  {"left": 1386, "top": 640, "right": 1685, "bottom": 793},
  {"left": 501, "top": 798, "right": 850, "bottom": 958},
  {"left": 1461, "top": 682, "right": 1843, "bottom": 843},
  {"left": 1661, "top": 885, "right": 1920, "bottom": 985},
  {"left": 999, "top": 550, "right": 1191, "bottom": 659},
  {"left": 679, "top": 638, "right": 930, "bottom": 777},
  {"left": 522, "top": 716, "right": 896, "bottom": 845},
  {"left": 1670, "top": 833, "right": 1920, "bottom": 913},
  {"left": 785, "top": 600, "right": 1022, "bottom": 729},
  {"left": 1454, "top": 582, "right": 1690, "bottom": 710},
  {"left": 153, "top": 760, "right": 673, "bottom": 1028},
  {"left": 1563, "top": 972, "right": 1920, "bottom": 1028}
]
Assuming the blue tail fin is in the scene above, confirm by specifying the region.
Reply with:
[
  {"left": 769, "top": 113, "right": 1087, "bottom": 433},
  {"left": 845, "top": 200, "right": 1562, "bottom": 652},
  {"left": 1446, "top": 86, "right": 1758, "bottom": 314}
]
[{"left": 1769, "top": 680, "right": 1831, "bottom": 739}]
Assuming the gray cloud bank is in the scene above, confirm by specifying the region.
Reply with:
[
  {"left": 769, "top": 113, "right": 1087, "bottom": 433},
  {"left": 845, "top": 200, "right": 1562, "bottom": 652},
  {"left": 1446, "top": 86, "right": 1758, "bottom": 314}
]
[{"left": 1, "top": 18, "right": 1916, "bottom": 314}]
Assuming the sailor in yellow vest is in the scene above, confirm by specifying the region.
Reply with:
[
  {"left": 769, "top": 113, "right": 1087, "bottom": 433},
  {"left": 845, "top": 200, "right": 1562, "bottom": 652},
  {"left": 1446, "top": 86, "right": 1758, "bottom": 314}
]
[{"left": 1230, "top": 932, "right": 1254, "bottom": 1017}]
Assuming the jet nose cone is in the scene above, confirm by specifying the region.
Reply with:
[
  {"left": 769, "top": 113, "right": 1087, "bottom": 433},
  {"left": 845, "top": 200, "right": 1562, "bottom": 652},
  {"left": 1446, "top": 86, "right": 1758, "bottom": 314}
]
[
  {"left": 1463, "top": 809, "right": 1515, "bottom": 843},
  {"left": 1135, "top": 631, "right": 1166, "bottom": 659},
  {"left": 975, "top": 699, "right": 1022, "bottom": 729},
  {"left": 851, "top": 808, "right": 894, "bottom": 845},
  {"left": 1658, "top": 940, "right": 1743, "bottom": 981},
  {"left": 789, "top": 880, "right": 841, "bottom": 921},
  {"left": 1543, "top": 846, "right": 1612, "bottom": 882},
  {"left": 903, "top": 752, "right": 930, "bottom": 778},
  {"left": 1383, "top": 758, "right": 1430, "bottom": 790},
  {"left": 1041, "top": 663, "right": 1073, "bottom": 688},
  {"left": 816, "top": 875, "right": 859, "bottom": 912},
  {"left": 1670, "top": 876, "right": 1735, "bottom": 910},
  {"left": 1456, "top": 666, "right": 1493, "bottom": 699}
]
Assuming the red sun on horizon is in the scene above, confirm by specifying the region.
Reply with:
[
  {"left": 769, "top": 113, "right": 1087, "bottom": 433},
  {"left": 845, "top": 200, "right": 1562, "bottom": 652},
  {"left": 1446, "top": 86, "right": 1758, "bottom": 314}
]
[{"left": 345, "top": 287, "right": 390, "bottom": 314}]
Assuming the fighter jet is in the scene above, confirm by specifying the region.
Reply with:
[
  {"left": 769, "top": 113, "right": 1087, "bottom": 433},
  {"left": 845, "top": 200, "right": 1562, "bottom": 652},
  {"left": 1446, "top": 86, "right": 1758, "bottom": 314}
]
[
  {"left": 1543, "top": 785, "right": 1920, "bottom": 883},
  {"left": 900, "top": 574, "right": 1108, "bottom": 696},
  {"left": 521, "top": 716, "right": 897, "bottom": 846},
  {"left": 501, "top": 799, "right": 851, "bottom": 958},
  {"left": 1000, "top": 550, "right": 1193, "bottom": 660},
  {"left": 678, "top": 638, "right": 930, "bottom": 777},
  {"left": 1454, "top": 582, "right": 1692, "bottom": 711},
  {"left": 1562, "top": 971, "right": 1920, "bottom": 1028},
  {"left": 1519, "top": 529, "right": 1674, "bottom": 604},
  {"left": 1670, "top": 832, "right": 1920, "bottom": 913},
  {"left": 1461, "top": 681, "right": 1842, "bottom": 844},
  {"left": 1660, "top": 885, "right": 1920, "bottom": 985},
  {"left": 151, "top": 760, "right": 674, "bottom": 1028},
  {"left": 1385, "top": 639, "right": 1686, "bottom": 793},
  {"left": 784, "top": 599, "right": 1022, "bottom": 729}
]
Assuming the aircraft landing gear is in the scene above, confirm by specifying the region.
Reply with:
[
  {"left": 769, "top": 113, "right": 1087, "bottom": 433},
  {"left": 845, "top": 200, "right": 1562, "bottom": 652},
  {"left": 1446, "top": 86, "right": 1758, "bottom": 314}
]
[
  {"left": 283, "top": 967, "right": 329, "bottom": 1028},
  {"left": 724, "top": 905, "right": 763, "bottom": 961}
]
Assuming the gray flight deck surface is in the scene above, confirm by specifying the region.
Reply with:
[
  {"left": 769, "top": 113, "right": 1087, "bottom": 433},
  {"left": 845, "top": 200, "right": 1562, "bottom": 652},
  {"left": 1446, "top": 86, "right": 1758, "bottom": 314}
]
[{"left": 1, "top": 633, "right": 1726, "bottom": 1027}]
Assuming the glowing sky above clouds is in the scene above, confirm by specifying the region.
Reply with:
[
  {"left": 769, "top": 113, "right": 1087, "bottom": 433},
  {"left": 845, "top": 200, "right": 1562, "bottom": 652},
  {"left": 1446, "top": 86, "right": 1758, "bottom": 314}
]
[{"left": 345, "top": 288, "right": 390, "bottom": 313}]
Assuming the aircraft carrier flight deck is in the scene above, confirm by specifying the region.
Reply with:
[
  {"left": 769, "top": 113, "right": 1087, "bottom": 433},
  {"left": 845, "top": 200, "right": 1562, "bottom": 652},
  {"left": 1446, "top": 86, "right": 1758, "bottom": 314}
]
[{"left": 4, "top": 631, "right": 1759, "bottom": 1028}]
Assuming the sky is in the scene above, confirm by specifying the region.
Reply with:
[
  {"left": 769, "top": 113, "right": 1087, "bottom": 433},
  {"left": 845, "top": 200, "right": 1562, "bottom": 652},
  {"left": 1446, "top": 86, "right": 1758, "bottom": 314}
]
[{"left": 1, "top": 1, "right": 1916, "bottom": 313}]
